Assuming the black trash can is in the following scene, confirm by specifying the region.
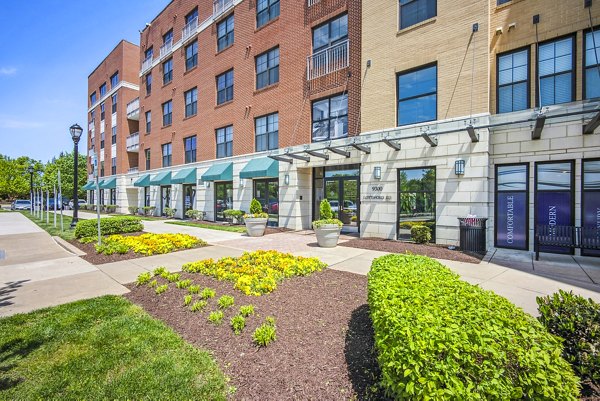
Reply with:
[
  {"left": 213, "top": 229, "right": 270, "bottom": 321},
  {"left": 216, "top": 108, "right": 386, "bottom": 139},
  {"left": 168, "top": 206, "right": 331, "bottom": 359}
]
[{"left": 458, "top": 217, "right": 488, "bottom": 254}]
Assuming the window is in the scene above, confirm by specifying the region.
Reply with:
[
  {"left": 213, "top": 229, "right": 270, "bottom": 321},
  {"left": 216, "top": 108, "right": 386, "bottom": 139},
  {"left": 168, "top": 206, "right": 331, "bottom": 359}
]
[
  {"left": 497, "top": 0, "right": 511, "bottom": 4},
  {"left": 162, "top": 100, "right": 172, "bottom": 126},
  {"left": 145, "top": 148, "right": 151, "bottom": 170},
  {"left": 185, "top": 41, "right": 198, "bottom": 71},
  {"left": 255, "top": 113, "right": 279, "bottom": 151},
  {"left": 100, "top": 161, "right": 105, "bottom": 177},
  {"left": 163, "top": 29, "right": 173, "bottom": 45},
  {"left": 399, "top": 0, "right": 436, "bottom": 30},
  {"left": 256, "top": 47, "right": 279, "bottom": 90},
  {"left": 184, "top": 136, "right": 197, "bottom": 163},
  {"left": 495, "top": 164, "right": 529, "bottom": 250},
  {"left": 111, "top": 157, "right": 116, "bottom": 175},
  {"left": 111, "top": 126, "right": 117, "bottom": 144},
  {"left": 144, "top": 186, "right": 150, "bottom": 207},
  {"left": 184, "top": 87, "right": 198, "bottom": 117},
  {"left": 312, "top": 14, "right": 347, "bottom": 53},
  {"left": 162, "top": 143, "right": 172, "bottom": 167},
  {"left": 163, "top": 58, "right": 173, "bottom": 84},
  {"left": 397, "top": 64, "right": 437, "bottom": 126},
  {"left": 111, "top": 93, "right": 118, "bottom": 114},
  {"left": 257, "top": 0, "right": 279, "bottom": 28},
  {"left": 100, "top": 82, "right": 106, "bottom": 96},
  {"left": 100, "top": 102, "right": 106, "bottom": 120},
  {"left": 311, "top": 94, "right": 348, "bottom": 142},
  {"left": 538, "top": 36, "right": 574, "bottom": 106},
  {"left": 397, "top": 167, "right": 436, "bottom": 241},
  {"left": 217, "top": 69, "right": 234, "bottom": 104},
  {"left": 186, "top": 7, "right": 198, "bottom": 24},
  {"left": 145, "top": 73, "right": 152, "bottom": 95},
  {"left": 90, "top": 91, "right": 97, "bottom": 106},
  {"left": 110, "top": 72, "right": 119, "bottom": 88},
  {"left": 145, "top": 111, "right": 152, "bottom": 133},
  {"left": 90, "top": 110, "right": 95, "bottom": 121},
  {"left": 216, "top": 126, "right": 233, "bottom": 158},
  {"left": 497, "top": 48, "right": 529, "bottom": 113},
  {"left": 144, "top": 47, "right": 153, "bottom": 61},
  {"left": 585, "top": 30, "right": 600, "bottom": 99},
  {"left": 217, "top": 14, "right": 234, "bottom": 51},
  {"left": 101, "top": 132, "right": 105, "bottom": 149}
]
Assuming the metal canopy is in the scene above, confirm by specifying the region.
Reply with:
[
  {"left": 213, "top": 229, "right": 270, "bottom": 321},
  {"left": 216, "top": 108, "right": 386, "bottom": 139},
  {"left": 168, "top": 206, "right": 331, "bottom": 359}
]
[
  {"left": 326, "top": 146, "right": 351, "bottom": 158},
  {"left": 268, "top": 155, "right": 293, "bottom": 164},
  {"left": 382, "top": 138, "right": 401, "bottom": 151},
  {"left": 305, "top": 150, "right": 329, "bottom": 160},
  {"left": 350, "top": 143, "right": 371, "bottom": 154},
  {"left": 531, "top": 114, "right": 546, "bottom": 140},
  {"left": 583, "top": 110, "right": 600, "bottom": 135},
  {"left": 466, "top": 125, "right": 479, "bottom": 142},
  {"left": 421, "top": 132, "right": 438, "bottom": 147},
  {"left": 288, "top": 153, "right": 311, "bottom": 162}
]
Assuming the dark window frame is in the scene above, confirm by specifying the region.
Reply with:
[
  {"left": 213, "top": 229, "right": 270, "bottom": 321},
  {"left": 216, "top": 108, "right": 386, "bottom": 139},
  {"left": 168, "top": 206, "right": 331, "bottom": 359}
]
[
  {"left": 110, "top": 71, "right": 119, "bottom": 88},
  {"left": 312, "top": 13, "right": 348, "bottom": 53},
  {"left": 256, "top": 0, "right": 280, "bottom": 28},
  {"left": 111, "top": 126, "right": 117, "bottom": 145},
  {"left": 100, "top": 102, "right": 106, "bottom": 121},
  {"left": 145, "top": 148, "right": 151, "bottom": 170},
  {"left": 111, "top": 157, "right": 117, "bottom": 176},
  {"left": 397, "top": 166, "right": 436, "bottom": 242},
  {"left": 90, "top": 91, "right": 96, "bottom": 106},
  {"left": 496, "top": 46, "right": 530, "bottom": 114},
  {"left": 256, "top": 47, "right": 280, "bottom": 90},
  {"left": 396, "top": 62, "right": 437, "bottom": 127},
  {"left": 162, "top": 142, "right": 172, "bottom": 167},
  {"left": 111, "top": 93, "right": 118, "bottom": 114},
  {"left": 216, "top": 69, "right": 234, "bottom": 105},
  {"left": 217, "top": 14, "right": 234, "bottom": 52},
  {"left": 583, "top": 27, "right": 600, "bottom": 100},
  {"left": 184, "top": 87, "right": 198, "bottom": 117},
  {"left": 399, "top": 0, "right": 436, "bottom": 30},
  {"left": 100, "top": 82, "right": 107, "bottom": 96},
  {"left": 494, "top": 163, "right": 530, "bottom": 250},
  {"left": 163, "top": 58, "right": 173, "bottom": 85},
  {"left": 162, "top": 100, "right": 172, "bottom": 126},
  {"left": 216, "top": 125, "right": 233, "bottom": 158},
  {"left": 536, "top": 34, "right": 576, "bottom": 107},
  {"left": 163, "top": 29, "right": 173, "bottom": 45},
  {"left": 145, "top": 73, "right": 152, "bottom": 95},
  {"left": 581, "top": 157, "right": 600, "bottom": 256},
  {"left": 185, "top": 7, "right": 198, "bottom": 24},
  {"left": 311, "top": 93, "right": 348, "bottom": 142},
  {"left": 185, "top": 41, "right": 198, "bottom": 71},
  {"left": 255, "top": 112, "right": 279, "bottom": 152},
  {"left": 184, "top": 135, "right": 197, "bottom": 164},
  {"left": 145, "top": 110, "right": 152, "bottom": 134}
]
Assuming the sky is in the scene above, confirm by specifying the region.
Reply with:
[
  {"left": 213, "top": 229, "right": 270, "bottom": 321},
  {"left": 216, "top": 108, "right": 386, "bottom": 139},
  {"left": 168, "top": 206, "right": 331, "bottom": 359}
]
[{"left": 0, "top": 0, "right": 167, "bottom": 163}]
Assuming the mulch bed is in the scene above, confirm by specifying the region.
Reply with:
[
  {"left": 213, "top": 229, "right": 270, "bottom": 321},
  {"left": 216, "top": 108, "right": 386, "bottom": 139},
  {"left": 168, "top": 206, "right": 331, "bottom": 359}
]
[
  {"left": 125, "top": 269, "right": 390, "bottom": 401},
  {"left": 341, "top": 237, "right": 484, "bottom": 264},
  {"left": 68, "top": 232, "right": 209, "bottom": 265}
]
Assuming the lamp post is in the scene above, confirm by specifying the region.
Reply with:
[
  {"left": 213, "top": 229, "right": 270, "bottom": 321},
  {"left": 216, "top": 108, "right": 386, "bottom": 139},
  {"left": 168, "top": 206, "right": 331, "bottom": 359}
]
[
  {"left": 69, "top": 123, "right": 83, "bottom": 228},
  {"left": 27, "top": 165, "right": 34, "bottom": 214}
]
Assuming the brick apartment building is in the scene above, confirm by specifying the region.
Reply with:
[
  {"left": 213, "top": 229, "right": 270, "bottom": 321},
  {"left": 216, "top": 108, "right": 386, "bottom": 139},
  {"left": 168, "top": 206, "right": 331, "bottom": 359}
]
[{"left": 85, "top": 0, "right": 600, "bottom": 256}]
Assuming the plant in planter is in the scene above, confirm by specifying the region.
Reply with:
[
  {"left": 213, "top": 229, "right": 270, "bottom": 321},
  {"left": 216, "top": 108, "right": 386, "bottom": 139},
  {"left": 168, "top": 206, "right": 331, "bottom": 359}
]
[
  {"left": 164, "top": 207, "right": 177, "bottom": 218},
  {"left": 312, "top": 199, "right": 343, "bottom": 248},
  {"left": 243, "top": 198, "right": 268, "bottom": 237},
  {"left": 128, "top": 206, "right": 139, "bottom": 215},
  {"left": 105, "top": 204, "right": 117, "bottom": 214},
  {"left": 185, "top": 209, "right": 203, "bottom": 220},
  {"left": 143, "top": 206, "right": 156, "bottom": 216}
]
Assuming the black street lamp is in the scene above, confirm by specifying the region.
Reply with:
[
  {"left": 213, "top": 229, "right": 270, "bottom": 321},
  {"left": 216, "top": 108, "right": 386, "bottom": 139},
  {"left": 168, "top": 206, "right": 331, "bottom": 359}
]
[
  {"left": 27, "top": 165, "right": 34, "bottom": 214},
  {"left": 69, "top": 123, "right": 83, "bottom": 228}
]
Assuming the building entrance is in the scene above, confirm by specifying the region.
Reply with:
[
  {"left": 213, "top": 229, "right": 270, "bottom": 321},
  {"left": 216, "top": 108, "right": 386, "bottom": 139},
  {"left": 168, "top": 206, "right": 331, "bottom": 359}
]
[{"left": 314, "top": 164, "right": 360, "bottom": 234}]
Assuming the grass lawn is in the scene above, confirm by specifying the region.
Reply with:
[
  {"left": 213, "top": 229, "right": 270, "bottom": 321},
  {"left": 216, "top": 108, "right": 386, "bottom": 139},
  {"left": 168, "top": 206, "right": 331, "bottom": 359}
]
[
  {"left": 0, "top": 296, "right": 228, "bottom": 400},
  {"left": 20, "top": 211, "right": 76, "bottom": 241},
  {"left": 165, "top": 220, "right": 246, "bottom": 233}
]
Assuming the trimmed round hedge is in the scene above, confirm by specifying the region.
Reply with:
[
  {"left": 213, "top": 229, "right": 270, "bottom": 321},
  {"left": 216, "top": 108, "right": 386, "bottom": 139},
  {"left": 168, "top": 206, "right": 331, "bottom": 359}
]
[
  {"left": 367, "top": 254, "right": 580, "bottom": 400},
  {"left": 74, "top": 216, "right": 144, "bottom": 238}
]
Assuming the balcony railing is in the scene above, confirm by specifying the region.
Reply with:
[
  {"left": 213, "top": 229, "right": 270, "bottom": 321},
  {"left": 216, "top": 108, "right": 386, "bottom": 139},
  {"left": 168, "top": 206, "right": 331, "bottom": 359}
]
[
  {"left": 126, "top": 132, "right": 140, "bottom": 153},
  {"left": 160, "top": 39, "right": 173, "bottom": 59},
  {"left": 128, "top": 167, "right": 139, "bottom": 174},
  {"left": 182, "top": 16, "right": 199, "bottom": 43},
  {"left": 307, "top": 40, "right": 349, "bottom": 80},
  {"left": 141, "top": 56, "right": 153, "bottom": 73},
  {"left": 213, "top": 0, "right": 234, "bottom": 19},
  {"left": 308, "top": 0, "right": 321, "bottom": 5},
  {"left": 126, "top": 97, "right": 140, "bottom": 120}
]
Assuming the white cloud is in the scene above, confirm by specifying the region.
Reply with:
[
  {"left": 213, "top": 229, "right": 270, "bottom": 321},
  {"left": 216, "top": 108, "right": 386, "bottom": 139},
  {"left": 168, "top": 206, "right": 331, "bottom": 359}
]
[{"left": 0, "top": 67, "right": 17, "bottom": 76}]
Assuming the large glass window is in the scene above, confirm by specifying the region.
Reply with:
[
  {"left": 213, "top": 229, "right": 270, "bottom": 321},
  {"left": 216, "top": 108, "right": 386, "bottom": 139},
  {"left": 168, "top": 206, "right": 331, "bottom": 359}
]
[
  {"left": 184, "top": 87, "right": 198, "bottom": 117},
  {"left": 311, "top": 94, "right": 348, "bottom": 142},
  {"left": 162, "top": 143, "right": 172, "bottom": 167},
  {"left": 397, "top": 64, "right": 437, "bottom": 126},
  {"left": 184, "top": 136, "right": 197, "bottom": 164},
  {"left": 397, "top": 167, "right": 436, "bottom": 241},
  {"left": 312, "top": 14, "right": 347, "bottom": 53},
  {"left": 257, "top": 0, "right": 279, "bottom": 28},
  {"left": 145, "top": 111, "right": 151, "bottom": 133},
  {"left": 216, "top": 126, "right": 233, "bottom": 158},
  {"left": 498, "top": 48, "right": 529, "bottom": 113},
  {"left": 163, "top": 29, "right": 173, "bottom": 45},
  {"left": 585, "top": 31, "right": 600, "bottom": 100},
  {"left": 186, "top": 41, "right": 198, "bottom": 71},
  {"left": 145, "top": 148, "right": 151, "bottom": 170},
  {"left": 538, "top": 36, "right": 574, "bottom": 106},
  {"left": 162, "top": 100, "right": 172, "bottom": 126},
  {"left": 145, "top": 73, "right": 152, "bottom": 95},
  {"left": 254, "top": 179, "right": 279, "bottom": 227},
  {"left": 110, "top": 72, "right": 119, "bottom": 88},
  {"left": 217, "top": 14, "right": 234, "bottom": 51},
  {"left": 256, "top": 47, "right": 279, "bottom": 90},
  {"left": 255, "top": 113, "right": 278, "bottom": 152},
  {"left": 582, "top": 159, "right": 600, "bottom": 257},
  {"left": 217, "top": 69, "right": 234, "bottom": 104},
  {"left": 399, "top": 0, "right": 436, "bottom": 30},
  {"left": 144, "top": 47, "right": 153, "bottom": 61},
  {"left": 90, "top": 91, "right": 96, "bottom": 106},
  {"left": 495, "top": 164, "right": 529, "bottom": 250},
  {"left": 100, "top": 83, "right": 106, "bottom": 96},
  {"left": 186, "top": 7, "right": 198, "bottom": 24},
  {"left": 215, "top": 181, "right": 233, "bottom": 221},
  {"left": 163, "top": 58, "right": 173, "bottom": 84},
  {"left": 144, "top": 186, "right": 150, "bottom": 207}
]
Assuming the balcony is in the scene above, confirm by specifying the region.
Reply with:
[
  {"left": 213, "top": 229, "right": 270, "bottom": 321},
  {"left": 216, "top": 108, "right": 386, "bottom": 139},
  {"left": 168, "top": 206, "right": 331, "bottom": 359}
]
[
  {"left": 182, "top": 16, "right": 199, "bottom": 43},
  {"left": 126, "top": 97, "right": 140, "bottom": 120},
  {"left": 126, "top": 132, "right": 140, "bottom": 153},
  {"left": 307, "top": 40, "right": 349, "bottom": 80},
  {"left": 128, "top": 167, "right": 139, "bottom": 174},
  {"left": 160, "top": 39, "right": 173, "bottom": 59},
  {"left": 141, "top": 56, "right": 153, "bottom": 73},
  {"left": 213, "top": 0, "right": 234, "bottom": 19}
]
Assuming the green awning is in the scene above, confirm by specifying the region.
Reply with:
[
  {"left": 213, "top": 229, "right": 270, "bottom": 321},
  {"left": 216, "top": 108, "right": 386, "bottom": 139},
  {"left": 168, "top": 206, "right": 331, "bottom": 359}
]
[
  {"left": 100, "top": 177, "right": 117, "bottom": 189},
  {"left": 149, "top": 171, "right": 172, "bottom": 186},
  {"left": 82, "top": 181, "right": 95, "bottom": 190},
  {"left": 201, "top": 162, "right": 233, "bottom": 182},
  {"left": 133, "top": 174, "right": 151, "bottom": 187},
  {"left": 240, "top": 158, "right": 279, "bottom": 179},
  {"left": 171, "top": 168, "right": 197, "bottom": 184}
]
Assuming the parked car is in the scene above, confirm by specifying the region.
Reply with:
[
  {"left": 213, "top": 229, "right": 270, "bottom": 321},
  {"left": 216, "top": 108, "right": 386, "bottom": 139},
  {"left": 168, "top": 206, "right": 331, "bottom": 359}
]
[
  {"left": 11, "top": 199, "right": 31, "bottom": 210},
  {"left": 329, "top": 200, "right": 357, "bottom": 213},
  {"left": 68, "top": 199, "right": 87, "bottom": 209},
  {"left": 44, "top": 198, "right": 64, "bottom": 210}
]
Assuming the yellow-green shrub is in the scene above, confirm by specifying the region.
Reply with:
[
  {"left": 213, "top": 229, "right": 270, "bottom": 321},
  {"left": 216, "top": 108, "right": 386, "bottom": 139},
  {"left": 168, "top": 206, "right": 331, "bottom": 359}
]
[
  {"left": 75, "top": 216, "right": 143, "bottom": 238},
  {"left": 96, "top": 233, "right": 204, "bottom": 256}
]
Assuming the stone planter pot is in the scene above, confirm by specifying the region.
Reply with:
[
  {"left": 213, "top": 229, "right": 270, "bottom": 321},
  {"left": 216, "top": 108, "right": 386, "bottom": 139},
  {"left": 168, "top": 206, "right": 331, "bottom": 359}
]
[
  {"left": 313, "top": 224, "right": 341, "bottom": 248},
  {"left": 245, "top": 217, "right": 268, "bottom": 237}
]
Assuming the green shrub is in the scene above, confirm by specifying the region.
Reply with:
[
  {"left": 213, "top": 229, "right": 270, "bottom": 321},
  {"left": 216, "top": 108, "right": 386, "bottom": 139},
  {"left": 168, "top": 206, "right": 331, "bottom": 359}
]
[
  {"left": 250, "top": 198, "right": 262, "bottom": 215},
  {"left": 217, "top": 295, "right": 234, "bottom": 309},
  {"left": 188, "top": 285, "right": 201, "bottom": 294},
  {"left": 164, "top": 207, "right": 177, "bottom": 218},
  {"left": 143, "top": 206, "right": 156, "bottom": 216},
  {"left": 410, "top": 224, "right": 431, "bottom": 243},
  {"left": 190, "top": 300, "right": 208, "bottom": 312},
  {"left": 155, "top": 285, "right": 168, "bottom": 295},
  {"left": 136, "top": 272, "right": 152, "bottom": 286},
  {"left": 537, "top": 290, "right": 600, "bottom": 396},
  {"left": 95, "top": 241, "right": 129, "bottom": 255},
  {"left": 320, "top": 199, "right": 333, "bottom": 219},
  {"left": 239, "top": 305, "right": 255, "bottom": 317},
  {"left": 128, "top": 206, "right": 139, "bottom": 215},
  {"left": 208, "top": 311, "right": 224, "bottom": 325},
  {"left": 105, "top": 204, "right": 117, "bottom": 213},
  {"left": 183, "top": 295, "right": 193, "bottom": 306},
  {"left": 223, "top": 209, "right": 246, "bottom": 222},
  {"left": 200, "top": 288, "right": 216, "bottom": 300},
  {"left": 176, "top": 279, "right": 192, "bottom": 289},
  {"left": 185, "top": 209, "right": 203, "bottom": 220},
  {"left": 153, "top": 266, "right": 168, "bottom": 277},
  {"left": 166, "top": 273, "right": 180, "bottom": 283},
  {"left": 368, "top": 254, "right": 580, "bottom": 400},
  {"left": 74, "top": 216, "right": 143, "bottom": 238},
  {"left": 230, "top": 315, "right": 246, "bottom": 335},
  {"left": 253, "top": 317, "right": 276, "bottom": 347},
  {"left": 148, "top": 279, "right": 157, "bottom": 288}
]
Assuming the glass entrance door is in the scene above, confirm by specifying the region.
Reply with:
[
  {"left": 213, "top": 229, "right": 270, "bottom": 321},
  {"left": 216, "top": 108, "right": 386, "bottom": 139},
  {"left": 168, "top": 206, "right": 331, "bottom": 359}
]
[
  {"left": 215, "top": 181, "right": 233, "bottom": 221},
  {"left": 324, "top": 177, "right": 359, "bottom": 233},
  {"left": 160, "top": 186, "right": 171, "bottom": 216},
  {"left": 253, "top": 179, "right": 279, "bottom": 227},
  {"left": 183, "top": 184, "right": 196, "bottom": 217}
]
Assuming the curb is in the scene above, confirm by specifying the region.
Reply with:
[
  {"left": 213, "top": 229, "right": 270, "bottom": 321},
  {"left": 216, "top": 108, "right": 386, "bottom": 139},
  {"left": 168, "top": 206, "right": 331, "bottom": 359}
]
[{"left": 53, "top": 236, "right": 86, "bottom": 256}]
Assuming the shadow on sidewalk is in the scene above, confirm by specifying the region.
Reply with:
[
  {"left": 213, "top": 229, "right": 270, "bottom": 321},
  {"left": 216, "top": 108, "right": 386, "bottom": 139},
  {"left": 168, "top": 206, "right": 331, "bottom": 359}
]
[{"left": 0, "top": 280, "right": 30, "bottom": 309}]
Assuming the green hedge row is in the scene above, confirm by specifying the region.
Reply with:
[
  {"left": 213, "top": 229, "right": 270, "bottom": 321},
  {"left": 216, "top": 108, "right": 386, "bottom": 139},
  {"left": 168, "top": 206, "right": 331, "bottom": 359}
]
[
  {"left": 367, "top": 254, "right": 580, "bottom": 400},
  {"left": 74, "top": 216, "right": 143, "bottom": 238}
]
